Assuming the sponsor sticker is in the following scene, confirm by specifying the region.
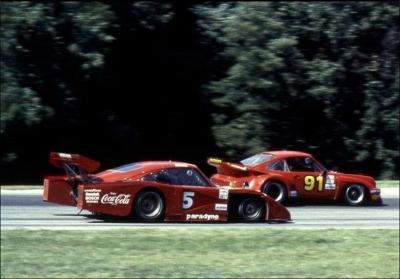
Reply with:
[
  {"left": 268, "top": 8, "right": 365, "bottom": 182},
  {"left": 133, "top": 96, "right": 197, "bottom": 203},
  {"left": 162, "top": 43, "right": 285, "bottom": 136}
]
[
  {"left": 215, "top": 203, "right": 227, "bottom": 211},
  {"left": 84, "top": 189, "right": 101, "bottom": 204},
  {"left": 325, "top": 175, "right": 336, "bottom": 190},
  {"left": 101, "top": 193, "right": 131, "bottom": 205},
  {"left": 289, "top": 190, "right": 298, "bottom": 197},
  {"left": 219, "top": 188, "right": 229, "bottom": 200},
  {"left": 186, "top": 214, "right": 219, "bottom": 221}
]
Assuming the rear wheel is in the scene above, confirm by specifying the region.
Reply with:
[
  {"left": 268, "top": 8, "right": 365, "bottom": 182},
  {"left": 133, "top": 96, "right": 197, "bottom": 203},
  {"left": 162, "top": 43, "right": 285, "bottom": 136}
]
[
  {"left": 261, "top": 181, "right": 286, "bottom": 203},
  {"left": 237, "top": 197, "right": 265, "bottom": 222},
  {"left": 343, "top": 184, "right": 366, "bottom": 206},
  {"left": 134, "top": 190, "right": 165, "bottom": 222}
]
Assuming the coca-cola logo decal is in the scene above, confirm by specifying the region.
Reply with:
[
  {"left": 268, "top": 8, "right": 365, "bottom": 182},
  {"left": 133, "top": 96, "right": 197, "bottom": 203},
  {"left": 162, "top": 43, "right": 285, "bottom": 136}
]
[{"left": 101, "top": 192, "right": 131, "bottom": 205}]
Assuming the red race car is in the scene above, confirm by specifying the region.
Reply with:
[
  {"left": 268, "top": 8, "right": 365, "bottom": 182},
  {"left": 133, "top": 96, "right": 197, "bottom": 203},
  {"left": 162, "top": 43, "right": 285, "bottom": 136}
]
[
  {"left": 43, "top": 152, "right": 291, "bottom": 222},
  {"left": 208, "top": 151, "right": 382, "bottom": 206}
]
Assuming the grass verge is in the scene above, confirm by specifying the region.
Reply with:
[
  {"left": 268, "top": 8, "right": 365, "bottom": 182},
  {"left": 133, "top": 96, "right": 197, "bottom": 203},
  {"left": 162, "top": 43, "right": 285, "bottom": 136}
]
[
  {"left": 1, "top": 228, "right": 399, "bottom": 278},
  {"left": 377, "top": 180, "right": 399, "bottom": 188}
]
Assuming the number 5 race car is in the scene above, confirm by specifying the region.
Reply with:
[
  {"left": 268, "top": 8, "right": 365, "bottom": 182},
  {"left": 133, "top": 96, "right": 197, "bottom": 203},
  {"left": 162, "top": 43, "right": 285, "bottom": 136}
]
[
  {"left": 43, "top": 152, "right": 291, "bottom": 222},
  {"left": 208, "top": 151, "right": 382, "bottom": 206}
]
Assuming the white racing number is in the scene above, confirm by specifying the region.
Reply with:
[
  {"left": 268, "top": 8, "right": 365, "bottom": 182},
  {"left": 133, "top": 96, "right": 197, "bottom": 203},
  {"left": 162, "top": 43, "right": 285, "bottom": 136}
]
[{"left": 182, "top": 191, "right": 195, "bottom": 209}]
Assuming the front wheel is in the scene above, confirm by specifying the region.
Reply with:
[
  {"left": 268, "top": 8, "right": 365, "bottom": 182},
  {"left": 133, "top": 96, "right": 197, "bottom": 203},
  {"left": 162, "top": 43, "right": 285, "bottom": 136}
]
[
  {"left": 343, "top": 184, "right": 366, "bottom": 206},
  {"left": 261, "top": 181, "right": 286, "bottom": 203},
  {"left": 237, "top": 197, "right": 265, "bottom": 222},
  {"left": 134, "top": 190, "right": 165, "bottom": 222}
]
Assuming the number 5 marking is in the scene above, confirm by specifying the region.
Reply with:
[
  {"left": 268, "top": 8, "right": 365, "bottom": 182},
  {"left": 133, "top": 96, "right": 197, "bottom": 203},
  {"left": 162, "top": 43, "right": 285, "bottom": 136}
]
[
  {"left": 183, "top": 192, "right": 195, "bottom": 209},
  {"left": 304, "top": 176, "right": 323, "bottom": 191}
]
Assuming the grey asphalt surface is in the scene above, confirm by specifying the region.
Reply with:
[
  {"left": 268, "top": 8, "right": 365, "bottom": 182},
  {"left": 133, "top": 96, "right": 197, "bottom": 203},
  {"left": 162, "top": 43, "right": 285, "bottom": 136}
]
[{"left": 1, "top": 189, "right": 399, "bottom": 230}]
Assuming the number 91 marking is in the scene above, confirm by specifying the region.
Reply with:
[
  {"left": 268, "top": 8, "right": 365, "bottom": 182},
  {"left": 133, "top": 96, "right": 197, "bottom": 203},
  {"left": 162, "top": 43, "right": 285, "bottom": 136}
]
[{"left": 304, "top": 176, "right": 323, "bottom": 191}]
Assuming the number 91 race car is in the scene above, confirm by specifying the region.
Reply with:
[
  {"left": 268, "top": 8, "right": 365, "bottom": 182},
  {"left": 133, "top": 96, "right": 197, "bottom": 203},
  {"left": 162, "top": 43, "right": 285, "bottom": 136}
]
[
  {"left": 43, "top": 152, "right": 291, "bottom": 223},
  {"left": 208, "top": 151, "right": 382, "bottom": 206}
]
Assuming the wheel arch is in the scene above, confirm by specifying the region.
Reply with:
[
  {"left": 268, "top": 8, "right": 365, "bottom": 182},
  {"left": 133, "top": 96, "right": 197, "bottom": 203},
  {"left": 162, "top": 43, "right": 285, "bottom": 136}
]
[
  {"left": 227, "top": 193, "right": 267, "bottom": 221},
  {"left": 259, "top": 178, "right": 289, "bottom": 199},
  {"left": 130, "top": 186, "right": 167, "bottom": 217},
  {"left": 341, "top": 183, "right": 370, "bottom": 203}
]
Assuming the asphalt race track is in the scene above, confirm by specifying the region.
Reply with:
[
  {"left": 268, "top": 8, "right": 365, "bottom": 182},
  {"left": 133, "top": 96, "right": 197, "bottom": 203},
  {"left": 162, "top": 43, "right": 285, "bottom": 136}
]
[{"left": 1, "top": 189, "right": 399, "bottom": 230}]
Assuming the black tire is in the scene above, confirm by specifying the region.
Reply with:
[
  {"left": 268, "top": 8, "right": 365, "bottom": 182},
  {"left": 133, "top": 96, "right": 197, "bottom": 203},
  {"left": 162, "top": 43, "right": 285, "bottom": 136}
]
[
  {"left": 134, "top": 190, "right": 165, "bottom": 222},
  {"left": 237, "top": 197, "right": 265, "bottom": 222},
  {"left": 343, "top": 184, "right": 366, "bottom": 206},
  {"left": 261, "top": 181, "right": 286, "bottom": 203}
]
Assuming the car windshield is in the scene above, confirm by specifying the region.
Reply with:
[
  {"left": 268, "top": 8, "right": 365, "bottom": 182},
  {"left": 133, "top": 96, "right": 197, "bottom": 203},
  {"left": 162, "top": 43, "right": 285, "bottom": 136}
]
[{"left": 241, "top": 153, "right": 274, "bottom": 166}]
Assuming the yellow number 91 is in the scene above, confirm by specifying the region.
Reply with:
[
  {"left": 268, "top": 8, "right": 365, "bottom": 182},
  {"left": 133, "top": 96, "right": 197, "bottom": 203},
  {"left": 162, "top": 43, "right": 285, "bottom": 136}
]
[{"left": 304, "top": 176, "right": 323, "bottom": 191}]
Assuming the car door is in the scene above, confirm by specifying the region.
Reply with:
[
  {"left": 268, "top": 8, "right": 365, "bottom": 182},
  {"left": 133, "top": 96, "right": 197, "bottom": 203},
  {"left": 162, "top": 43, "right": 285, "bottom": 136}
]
[
  {"left": 285, "top": 157, "right": 336, "bottom": 200},
  {"left": 154, "top": 167, "right": 229, "bottom": 221}
]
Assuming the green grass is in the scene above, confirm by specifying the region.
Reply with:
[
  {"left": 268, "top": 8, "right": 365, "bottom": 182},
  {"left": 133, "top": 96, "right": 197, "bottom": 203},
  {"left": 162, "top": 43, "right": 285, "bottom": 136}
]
[
  {"left": 1, "top": 229, "right": 399, "bottom": 278},
  {"left": 377, "top": 180, "right": 399, "bottom": 188}
]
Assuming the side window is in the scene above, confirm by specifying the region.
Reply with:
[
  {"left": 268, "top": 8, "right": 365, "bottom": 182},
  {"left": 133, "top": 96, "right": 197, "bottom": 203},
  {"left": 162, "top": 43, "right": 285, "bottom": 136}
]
[
  {"left": 268, "top": 160, "right": 287, "bottom": 171},
  {"left": 286, "top": 157, "right": 319, "bottom": 172},
  {"left": 142, "top": 171, "right": 174, "bottom": 184},
  {"left": 143, "top": 168, "right": 209, "bottom": 187},
  {"left": 170, "top": 168, "right": 209, "bottom": 186}
]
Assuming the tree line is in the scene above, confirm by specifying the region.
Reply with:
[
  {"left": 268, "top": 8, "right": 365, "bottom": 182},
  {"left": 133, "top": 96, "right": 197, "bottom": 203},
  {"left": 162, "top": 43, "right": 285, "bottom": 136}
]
[{"left": 1, "top": 2, "right": 398, "bottom": 183}]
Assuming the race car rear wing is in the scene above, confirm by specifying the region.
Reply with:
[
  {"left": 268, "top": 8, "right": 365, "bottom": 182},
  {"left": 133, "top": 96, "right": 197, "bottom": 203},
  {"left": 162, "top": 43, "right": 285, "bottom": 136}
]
[
  {"left": 49, "top": 152, "right": 100, "bottom": 172},
  {"left": 207, "top": 157, "right": 249, "bottom": 176},
  {"left": 43, "top": 152, "right": 101, "bottom": 206},
  {"left": 49, "top": 152, "right": 101, "bottom": 183}
]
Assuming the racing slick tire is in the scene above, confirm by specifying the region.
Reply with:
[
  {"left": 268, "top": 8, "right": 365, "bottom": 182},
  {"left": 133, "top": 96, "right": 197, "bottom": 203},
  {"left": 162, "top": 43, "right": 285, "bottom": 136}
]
[
  {"left": 237, "top": 197, "right": 265, "bottom": 222},
  {"left": 343, "top": 184, "right": 366, "bottom": 206},
  {"left": 134, "top": 190, "right": 165, "bottom": 222},
  {"left": 261, "top": 181, "right": 286, "bottom": 203}
]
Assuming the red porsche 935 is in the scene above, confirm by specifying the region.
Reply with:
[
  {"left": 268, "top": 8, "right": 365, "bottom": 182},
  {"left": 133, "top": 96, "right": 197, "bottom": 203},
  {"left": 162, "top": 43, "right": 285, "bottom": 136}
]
[
  {"left": 43, "top": 152, "right": 291, "bottom": 222},
  {"left": 208, "top": 151, "right": 382, "bottom": 206}
]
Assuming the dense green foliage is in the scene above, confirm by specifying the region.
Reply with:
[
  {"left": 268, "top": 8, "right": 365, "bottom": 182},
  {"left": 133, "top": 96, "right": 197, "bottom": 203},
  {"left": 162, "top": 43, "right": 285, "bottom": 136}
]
[
  {"left": 0, "top": 2, "right": 398, "bottom": 182},
  {"left": 199, "top": 3, "right": 399, "bottom": 177}
]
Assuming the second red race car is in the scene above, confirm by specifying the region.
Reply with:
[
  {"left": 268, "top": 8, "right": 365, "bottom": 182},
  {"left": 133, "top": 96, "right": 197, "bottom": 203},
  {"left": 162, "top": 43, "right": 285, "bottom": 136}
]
[
  {"left": 43, "top": 152, "right": 291, "bottom": 223},
  {"left": 208, "top": 151, "right": 382, "bottom": 206}
]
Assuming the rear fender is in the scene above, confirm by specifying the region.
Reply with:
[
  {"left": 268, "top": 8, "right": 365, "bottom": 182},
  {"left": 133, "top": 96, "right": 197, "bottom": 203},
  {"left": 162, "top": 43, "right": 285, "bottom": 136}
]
[
  {"left": 78, "top": 182, "right": 175, "bottom": 218},
  {"left": 43, "top": 176, "right": 76, "bottom": 206}
]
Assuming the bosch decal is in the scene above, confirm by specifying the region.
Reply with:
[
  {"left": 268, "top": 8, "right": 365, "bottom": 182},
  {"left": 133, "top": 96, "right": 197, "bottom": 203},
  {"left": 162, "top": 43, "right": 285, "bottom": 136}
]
[{"left": 84, "top": 189, "right": 101, "bottom": 204}]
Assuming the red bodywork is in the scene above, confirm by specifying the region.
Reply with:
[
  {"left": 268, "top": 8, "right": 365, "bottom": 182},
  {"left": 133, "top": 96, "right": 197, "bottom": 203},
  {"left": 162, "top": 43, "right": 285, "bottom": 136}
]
[
  {"left": 43, "top": 152, "right": 291, "bottom": 222},
  {"left": 208, "top": 151, "right": 382, "bottom": 204}
]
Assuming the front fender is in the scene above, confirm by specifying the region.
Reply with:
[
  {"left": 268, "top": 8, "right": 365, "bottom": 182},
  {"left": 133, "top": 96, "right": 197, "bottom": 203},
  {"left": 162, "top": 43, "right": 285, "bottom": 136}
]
[
  {"left": 333, "top": 173, "right": 377, "bottom": 200},
  {"left": 229, "top": 189, "right": 291, "bottom": 222}
]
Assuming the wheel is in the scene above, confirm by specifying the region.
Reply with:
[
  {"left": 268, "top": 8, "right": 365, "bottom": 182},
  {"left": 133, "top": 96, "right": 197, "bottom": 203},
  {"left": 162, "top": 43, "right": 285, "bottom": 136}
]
[
  {"left": 343, "top": 184, "right": 366, "bottom": 206},
  {"left": 237, "top": 197, "right": 265, "bottom": 222},
  {"left": 261, "top": 181, "right": 286, "bottom": 203},
  {"left": 134, "top": 190, "right": 165, "bottom": 222}
]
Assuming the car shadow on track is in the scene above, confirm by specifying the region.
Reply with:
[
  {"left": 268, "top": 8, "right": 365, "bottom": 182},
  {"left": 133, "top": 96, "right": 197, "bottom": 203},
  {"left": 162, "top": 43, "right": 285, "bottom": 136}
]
[
  {"left": 284, "top": 200, "right": 387, "bottom": 207},
  {"left": 53, "top": 213, "right": 293, "bottom": 224}
]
